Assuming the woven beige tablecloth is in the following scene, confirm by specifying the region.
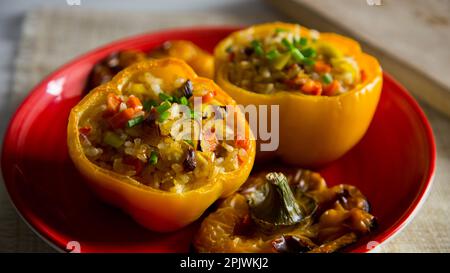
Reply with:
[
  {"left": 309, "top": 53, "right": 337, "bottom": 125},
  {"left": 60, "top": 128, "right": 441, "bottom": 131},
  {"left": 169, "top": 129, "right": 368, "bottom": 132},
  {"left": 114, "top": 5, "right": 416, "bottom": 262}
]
[{"left": 1, "top": 8, "right": 449, "bottom": 252}]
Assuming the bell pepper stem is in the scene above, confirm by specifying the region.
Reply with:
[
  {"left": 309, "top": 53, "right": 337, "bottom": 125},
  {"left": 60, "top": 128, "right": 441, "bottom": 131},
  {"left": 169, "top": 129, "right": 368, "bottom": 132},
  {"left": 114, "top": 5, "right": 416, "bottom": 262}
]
[{"left": 248, "top": 172, "right": 303, "bottom": 229}]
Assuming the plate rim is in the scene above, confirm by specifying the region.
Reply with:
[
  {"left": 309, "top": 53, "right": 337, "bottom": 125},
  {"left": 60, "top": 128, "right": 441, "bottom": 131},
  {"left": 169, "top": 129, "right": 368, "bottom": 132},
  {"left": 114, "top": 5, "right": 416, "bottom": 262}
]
[{"left": 1, "top": 26, "right": 436, "bottom": 253}]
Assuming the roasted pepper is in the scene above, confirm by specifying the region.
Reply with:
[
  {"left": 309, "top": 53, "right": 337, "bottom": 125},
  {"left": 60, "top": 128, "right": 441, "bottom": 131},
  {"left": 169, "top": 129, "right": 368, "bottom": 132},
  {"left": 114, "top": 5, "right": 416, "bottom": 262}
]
[
  {"left": 86, "top": 41, "right": 214, "bottom": 93},
  {"left": 85, "top": 50, "right": 147, "bottom": 92},
  {"left": 149, "top": 40, "right": 214, "bottom": 79},
  {"left": 214, "top": 22, "right": 383, "bottom": 166},
  {"left": 68, "top": 58, "right": 256, "bottom": 232},
  {"left": 194, "top": 169, "right": 376, "bottom": 253}
]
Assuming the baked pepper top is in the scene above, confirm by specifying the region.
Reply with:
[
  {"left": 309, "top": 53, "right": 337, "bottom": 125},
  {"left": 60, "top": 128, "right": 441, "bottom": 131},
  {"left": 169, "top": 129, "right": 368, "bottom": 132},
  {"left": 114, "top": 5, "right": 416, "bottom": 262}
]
[{"left": 68, "top": 58, "right": 255, "bottom": 231}]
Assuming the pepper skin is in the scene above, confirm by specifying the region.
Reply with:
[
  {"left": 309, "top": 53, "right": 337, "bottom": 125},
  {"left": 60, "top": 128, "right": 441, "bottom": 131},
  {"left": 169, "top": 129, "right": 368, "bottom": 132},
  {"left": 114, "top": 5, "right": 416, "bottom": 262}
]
[
  {"left": 68, "top": 58, "right": 255, "bottom": 232},
  {"left": 214, "top": 22, "right": 382, "bottom": 166},
  {"left": 149, "top": 40, "right": 214, "bottom": 79}
]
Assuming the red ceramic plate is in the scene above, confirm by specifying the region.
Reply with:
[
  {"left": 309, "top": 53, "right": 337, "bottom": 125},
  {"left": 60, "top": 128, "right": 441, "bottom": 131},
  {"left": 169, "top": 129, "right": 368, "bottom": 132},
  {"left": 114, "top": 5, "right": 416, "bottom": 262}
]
[{"left": 1, "top": 27, "right": 435, "bottom": 253}]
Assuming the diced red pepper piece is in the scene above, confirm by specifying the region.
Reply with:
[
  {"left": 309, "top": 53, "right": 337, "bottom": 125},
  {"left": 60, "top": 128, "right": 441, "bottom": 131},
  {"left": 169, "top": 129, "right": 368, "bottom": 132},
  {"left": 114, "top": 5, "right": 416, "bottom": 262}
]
[
  {"left": 201, "top": 90, "right": 215, "bottom": 103},
  {"left": 301, "top": 80, "right": 323, "bottom": 96},
  {"left": 235, "top": 137, "right": 249, "bottom": 150},
  {"left": 126, "top": 95, "right": 143, "bottom": 110},
  {"left": 314, "top": 61, "right": 332, "bottom": 73},
  {"left": 201, "top": 130, "right": 218, "bottom": 152},
  {"left": 323, "top": 80, "right": 341, "bottom": 96},
  {"left": 104, "top": 93, "right": 121, "bottom": 116},
  {"left": 284, "top": 76, "right": 304, "bottom": 89},
  {"left": 79, "top": 125, "right": 92, "bottom": 135},
  {"left": 109, "top": 108, "right": 135, "bottom": 129},
  {"left": 228, "top": 52, "right": 235, "bottom": 62}
]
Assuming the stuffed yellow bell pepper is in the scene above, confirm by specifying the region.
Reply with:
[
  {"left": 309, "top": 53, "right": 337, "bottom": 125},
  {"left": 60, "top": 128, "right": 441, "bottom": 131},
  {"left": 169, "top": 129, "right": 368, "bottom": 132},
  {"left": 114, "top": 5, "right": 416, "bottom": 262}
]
[
  {"left": 68, "top": 58, "right": 255, "bottom": 232},
  {"left": 215, "top": 22, "right": 382, "bottom": 166}
]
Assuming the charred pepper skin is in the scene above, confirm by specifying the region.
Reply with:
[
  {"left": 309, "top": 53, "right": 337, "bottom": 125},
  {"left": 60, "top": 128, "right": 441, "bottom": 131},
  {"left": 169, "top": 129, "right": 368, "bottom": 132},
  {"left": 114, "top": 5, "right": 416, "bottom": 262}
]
[
  {"left": 68, "top": 58, "right": 256, "bottom": 232},
  {"left": 214, "top": 22, "right": 383, "bottom": 166}
]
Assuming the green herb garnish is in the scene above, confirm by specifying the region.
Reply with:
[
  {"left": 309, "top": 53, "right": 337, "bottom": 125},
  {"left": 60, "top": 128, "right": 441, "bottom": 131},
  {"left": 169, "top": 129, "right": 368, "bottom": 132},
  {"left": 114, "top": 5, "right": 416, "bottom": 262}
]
[
  {"left": 190, "top": 109, "right": 200, "bottom": 120},
  {"left": 300, "top": 47, "right": 316, "bottom": 58},
  {"left": 159, "top": 92, "right": 173, "bottom": 102},
  {"left": 250, "top": 40, "right": 262, "bottom": 48},
  {"left": 291, "top": 48, "right": 305, "bottom": 62},
  {"left": 179, "top": 96, "right": 189, "bottom": 106},
  {"left": 156, "top": 101, "right": 171, "bottom": 114},
  {"left": 299, "top": 37, "right": 308, "bottom": 47},
  {"left": 143, "top": 99, "right": 157, "bottom": 111},
  {"left": 282, "top": 38, "right": 294, "bottom": 50},
  {"left": 322, "top": 73, "right": 333, "bottom": 84},
  {"left": 266, "top": 49, "right": 281, "bottom": 61},
  {"left": 158, "top": 111, "right": 170, "bottom": 122},
  {"left": 149, "top": 151, "right": 158, "bottom": 165},
  {"left": 127, "top": 115, "right": 144, "bottom": 128}
]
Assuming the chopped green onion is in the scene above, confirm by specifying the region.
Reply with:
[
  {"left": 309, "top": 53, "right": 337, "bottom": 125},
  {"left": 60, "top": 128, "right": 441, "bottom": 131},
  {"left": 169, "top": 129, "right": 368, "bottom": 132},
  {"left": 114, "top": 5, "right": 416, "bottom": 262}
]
[
  {"left": 103, "top": 131, "right": 124, "bottom": 148},
  {"left": 282, "top": 38, "right": 293, "bottom": 50},
  {"left": 291, "top": 48, "right": 305, "bottom": 62},
  {"left": 159, "top": 92, "right": 173, "bottom": 102},
  {"left": 225, "top": 45, "right": 233, "bottom": 53},
  {"left": 250, "top": 40, "right": 264, "bottom": 56},
  {"left": 322, "top": 73, "right": 333, "bottom": 84},
  {"left": 179, "top": 96, "right": 188, "bottom": 106},
  {"left": 158, "top": 111, "right": 170, "bottom": 123},
  {"left": 301, "top": 47, "right": 316, "bottom": 58},
  {"left": 275, "top": 28, "right": 287, "bottom": 34},
  {"left": 156, "top": 101, "right": 171, "bottom": 114},
  {"left": 299, "top": 37, "right": 308, "bottom": 47},
  {"left": 190, "top": 109, "right": 200, "bottom": 120},
  {"left": 254, "top": 46, "right": 264, "bottom": 56},
  {"left": 250, "top": 40, "right": 262, "bottom": 48},
  {"left": 172, "top": 96, "right": 180, "bottom": 104},
  {"left": 273, "top": 53, "right": 291, "bottom": 70},
  {"left": 149, "top": 151, "right": 158, "bottom": 165},
  {"left": 127, "top": 115, "right": 144, "bottom": 128},
  {"left": 302, "top": 58, "right": 316, "bottom": 66},
  {"left": 184, "top": 139, "right": 194, "bottom": 147},
  {"left": 143, "top": 99, "right": 157, "bottom": 111},
  {"left": 266, "top": 49, "right": 281, "bottom": 60}
]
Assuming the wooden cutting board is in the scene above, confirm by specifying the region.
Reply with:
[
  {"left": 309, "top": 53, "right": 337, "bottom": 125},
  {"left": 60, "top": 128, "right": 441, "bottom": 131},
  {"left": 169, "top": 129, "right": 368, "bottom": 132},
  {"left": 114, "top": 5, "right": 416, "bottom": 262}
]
[{"left": 267, "top": 0, "right": 450, "bottom": 117}]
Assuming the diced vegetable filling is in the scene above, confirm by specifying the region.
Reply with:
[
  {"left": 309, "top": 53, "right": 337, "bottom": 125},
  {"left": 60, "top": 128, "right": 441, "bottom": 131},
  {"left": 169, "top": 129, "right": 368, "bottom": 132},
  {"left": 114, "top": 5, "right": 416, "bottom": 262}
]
[
  {"left": 78, "top": 73, "right": 249, "bottom": 192},
  {"left": 226, "top": 28, "right": 363, "bottom": 96}
]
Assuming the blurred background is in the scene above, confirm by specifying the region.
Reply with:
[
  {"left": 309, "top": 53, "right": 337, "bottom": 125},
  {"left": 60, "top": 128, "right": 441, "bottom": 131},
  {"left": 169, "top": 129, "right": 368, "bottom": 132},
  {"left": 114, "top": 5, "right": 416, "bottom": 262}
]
[{"left": 0, "top": 0, "right": 449, "bottom": 252}]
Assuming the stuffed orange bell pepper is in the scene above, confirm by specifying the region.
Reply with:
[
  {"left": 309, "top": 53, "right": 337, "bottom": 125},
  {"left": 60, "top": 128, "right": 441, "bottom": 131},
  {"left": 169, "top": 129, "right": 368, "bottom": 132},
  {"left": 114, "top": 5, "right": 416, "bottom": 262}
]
[
  {"left": 68, "top": 58, "right": 255, "bottom": 232},
  {"left": 215, "top": 22, "right": 382, "bottom": 166}
]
